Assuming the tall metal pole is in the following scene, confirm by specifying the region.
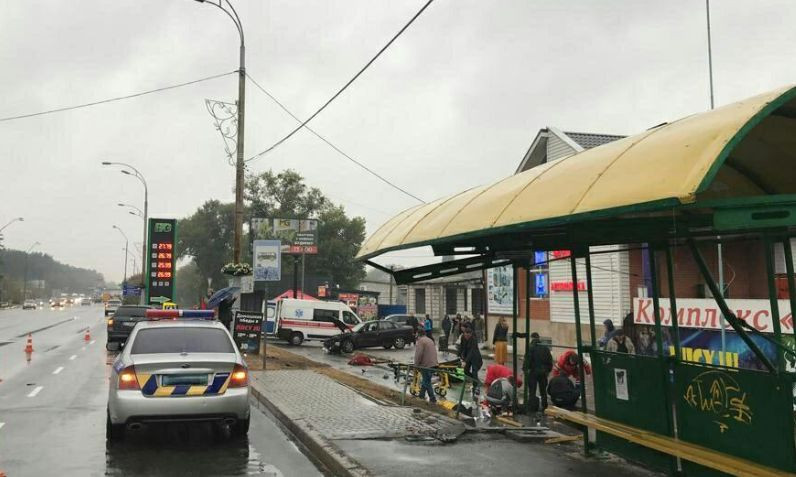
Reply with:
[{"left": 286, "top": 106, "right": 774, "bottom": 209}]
[
  {"left": 113, "top": 226, "right": 129, "bottom": 287},
  {"left": 234, "top": 35, "right": 246, "bottom": 264},
  {"left": 195, "top": 0, "right": 245, "bottom": 264},
  {"left": 706, "top": 0, "right": 726, "bottom": 355},
  {"left": 103, "top": 162, "right": 148, "bottom": 290},
  {"left": 22, "top": 242, "right": 40, "bottom": 301}
]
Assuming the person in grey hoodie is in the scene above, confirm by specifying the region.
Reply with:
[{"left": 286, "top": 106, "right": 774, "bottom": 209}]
[{"left": 414, "top": 331, "right": 439, "bottom": 403}]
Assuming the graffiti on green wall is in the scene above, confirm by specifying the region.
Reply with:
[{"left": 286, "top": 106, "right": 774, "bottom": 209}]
[{"left": 682, "top": 370, "right": 752, "bottom": 433}]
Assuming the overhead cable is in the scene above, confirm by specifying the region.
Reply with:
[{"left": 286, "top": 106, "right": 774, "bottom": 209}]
[
  {"left": 245, "top": 0, "right": 435, "bottom": 164},
  {"left": 246, "top": 73, "right": 425, "bottom": 204},
  {"left": 0, "top": 71, "right": 237, "bottom": 123}
]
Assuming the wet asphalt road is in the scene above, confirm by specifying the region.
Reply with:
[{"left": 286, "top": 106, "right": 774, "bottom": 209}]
[{"left": 0, "top": 305, "right": 322, "bottom": 477}]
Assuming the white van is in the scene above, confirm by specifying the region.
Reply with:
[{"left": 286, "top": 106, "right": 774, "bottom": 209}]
[{"left": 276, "top": 298, "right": 361, "bottom": 345}]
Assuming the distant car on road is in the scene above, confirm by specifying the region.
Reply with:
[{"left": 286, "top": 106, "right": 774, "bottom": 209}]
[
  {"left": 81, "top": 297, "right": 92, "bottom": 306},
  {"left": 323, "top": 320, "right": 415, "bottom": 354},
  {"left": 22, "top": 299, "right": 37, "bottom": 310},
  {"left": 107, "top": 319, "right": 250, "bottom": 442},
  {"left": 382, "top": 314, "right": 415, "bottom": 328},
  {"left": 105, "top": 299, "right": 122, "bottom": 316},
  {"left": 106, "top": 305, "right": 154, "bottom": 349},
  {"left": 51, "top": 300, "right": 64, "bottom": 309}
]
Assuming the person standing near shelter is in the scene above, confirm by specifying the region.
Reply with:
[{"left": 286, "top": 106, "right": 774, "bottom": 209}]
[
  {"left": 459, "top": 325, "right": 483, "bottom": 389},
  {"left": 424, "top": 314, "right": 433, "bottom": 338},
  {"left": 598, "top": 319, "right": 617, "bottom": 349},
  {"left": 442, "top": 315, "right": 452, "bottom": 341},
  {"left": 524, "top": 332, "right": 553, "bottom": 412},
  {"left": 607, "top": 329, "right": 635, "bottom": 354},
  {"left": 492, "top": 317, "right": 509, "bottom": 366},
  {"left": 472, "top": 314, "right": 484, "bottom": 343},
  {"left": 407, "top": 313, "right": 420, "bottom": 338},
  {"left": 414, "top": 330, "right": 439, "bottom": 404},
  {"left": 451, "top": 314, "right": 462, "bottom": 344}
]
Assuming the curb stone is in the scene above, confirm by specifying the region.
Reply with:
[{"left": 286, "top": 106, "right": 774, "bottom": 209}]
[{"left": 249, "top": 375, "right": 371, "bottom": 477}]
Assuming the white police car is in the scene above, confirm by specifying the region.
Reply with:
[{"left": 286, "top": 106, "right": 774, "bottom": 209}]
[{"left": 106, "top": 310, "right": 250, "bottom": 441}]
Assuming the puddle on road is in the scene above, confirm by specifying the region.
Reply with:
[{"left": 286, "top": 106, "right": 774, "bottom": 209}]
[{"left": 105, "top": 423, "right": 284, "bottom": 477}]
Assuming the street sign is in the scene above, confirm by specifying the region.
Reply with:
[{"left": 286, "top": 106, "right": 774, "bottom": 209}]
[
  {"left": 122, "top": 286, "right": 142, "bottom": 297},
  {"left": 149, "top": 295, "right": 170, "bottom": 304},
  {"left": 253, "top": 240, "right": 281, "bottom": 281},
  {"left": 146, "top": 218, "right": 177, "bottom": 306},
  {"left": 232, "top": 310, "right": 264, "bottom": 354}
]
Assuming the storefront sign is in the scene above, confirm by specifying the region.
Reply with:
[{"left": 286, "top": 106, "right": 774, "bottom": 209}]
[
  {"left": 551, "top": 250, "right": 571, "bottom": 259},
  {"left": 233, "top": 310, "right": 264, "bottom": 354},
  {"left": 488, "top": 265, "right": 513, "bottom": 315},
  {"left": 550, "top": 280, "right": 587, "bottom": 292},
  {"left": 633, "top": 297, "right": 793, "bottom": 333},
  {"left": 338, "top": 292, "right": 359, "bottom": 308},
  {"left": 318, "top": 285, "right": 328, "bottom": 297}
]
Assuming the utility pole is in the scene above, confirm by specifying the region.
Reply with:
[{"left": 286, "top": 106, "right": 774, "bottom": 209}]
[
  {"left": 706, "top": 0, "right": 726, "bottom": 355},
  {"left": 195, "top": 0, "right": 246, "bottom": 263}
]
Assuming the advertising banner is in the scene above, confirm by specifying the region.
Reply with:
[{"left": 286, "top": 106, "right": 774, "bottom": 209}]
[
  {"left": 252, "top": 218, "right": 318, "bottom": 254},
  {"left": 633, "top": 297, "right": 793, "bottom": 333},
  {"left": 233, "top": 310, "right": 264, "bottom": 354},
  {"left": 488, "top": 265, "right": 513, "bottom": 315},
  {"left": 253, "top": 240, "right": 281, "bottom": 281}
]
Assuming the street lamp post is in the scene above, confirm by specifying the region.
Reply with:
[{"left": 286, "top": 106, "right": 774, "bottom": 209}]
[
  {"left": 22, "top": 241, "right": 41, "bottom": 301},
  {"left": 103, "top": 163, "right": 148, "bottom": 288},
  {"left": 195, "top": 0, "right": 246, "bottom": 263},
  {"left": 113, "top": 225, "right": 129, "bottom": 287},
  {"left": 0, "top": 217, "right": 24, "bottom": 304}
]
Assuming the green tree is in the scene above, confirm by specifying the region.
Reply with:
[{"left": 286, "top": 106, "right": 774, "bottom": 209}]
[
  {"left": 246, "top": 169, "right": 366, "bottom": 289},
  {"left": 177, "top": 200, "right": 236, "bottom": 291},
  {"left": 175, "top": 261, "right": 206, "bottom": 307}
]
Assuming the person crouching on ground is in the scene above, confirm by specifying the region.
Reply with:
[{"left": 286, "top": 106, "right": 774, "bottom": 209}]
[{"left": 414, "top": 330, "right": 439, "bottom": 404}]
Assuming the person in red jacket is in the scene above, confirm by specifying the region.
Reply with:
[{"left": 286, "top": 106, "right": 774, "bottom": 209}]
[
  {"left": 552, "top": 350, "right": 591, "bottom": 380},
  {"left": 484, "top": 364, "right": 523, "bottom": 388}
]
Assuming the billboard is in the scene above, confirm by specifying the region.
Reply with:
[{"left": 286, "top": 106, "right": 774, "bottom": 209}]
[
  {"left": 252, "top": 218, "right": 318, "bottom": 254},
  {"left": 633, "top": 297, "right": 793, "bottom": 333},
  {"left": 488, "top": 265, "right": 513, "bottom": 315},
  {"left": 253, "top": 240, "right": 281, "bottom": 281},
  {"left": 146, "top": 218, "right": 176, "bottom": 305}
]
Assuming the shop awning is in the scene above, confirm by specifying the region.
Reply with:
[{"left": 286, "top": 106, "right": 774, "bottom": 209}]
[{"left": 359, "top": 85, "right": 796, "bottom": 261}]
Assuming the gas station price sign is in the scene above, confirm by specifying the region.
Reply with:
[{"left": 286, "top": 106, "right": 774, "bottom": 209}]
[{"left": 146, "top": 218, "right": 177, "bottom": 305}]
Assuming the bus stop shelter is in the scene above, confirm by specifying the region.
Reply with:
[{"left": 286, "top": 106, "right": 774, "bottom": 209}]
[{"left": 359, "top": 85, "right": 796, "bottom": 476}]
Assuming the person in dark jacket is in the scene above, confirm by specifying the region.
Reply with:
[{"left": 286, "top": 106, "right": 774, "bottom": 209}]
[
  {"left": 407, "top": 314, "right": 420, "bottom": 337},
  {"left": 598, "top": 319, "right": 616, "bottom": 348},
  {"left": 441, "top": 315, "right": 452, "bottom": 341},
  {"left": 524, "top": 332, "right": 553, "bottom": 412},
  {"left": 459, "top": 325, "right": 483, "bottom": 387}
]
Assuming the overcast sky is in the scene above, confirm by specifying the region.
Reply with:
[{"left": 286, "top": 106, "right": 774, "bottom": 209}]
[{"left": 2, "top": 0, "right": 796, "bottom": 283}]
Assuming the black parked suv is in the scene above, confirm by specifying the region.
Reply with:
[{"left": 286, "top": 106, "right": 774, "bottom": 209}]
[
  {"left": 382, "top": 314, "right": 415, "bottom": 327},
  {"left": 106, "top": 305, "right": 153, "bottom": 349}
]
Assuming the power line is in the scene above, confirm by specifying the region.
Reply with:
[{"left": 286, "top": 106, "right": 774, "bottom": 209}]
[
  {"left": 245, "top": 73, "right": 425, "bottom": 204},
  {"left": 0, "top": 71, "right": 237, "bottom": 123},
  {"left": 246, "top": 0, "right": 435, "bottom": 164}
]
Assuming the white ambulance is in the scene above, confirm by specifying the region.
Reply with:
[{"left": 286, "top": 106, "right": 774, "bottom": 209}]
[{"left": 275, "top": 298, "right": 362, "bottom": 345}]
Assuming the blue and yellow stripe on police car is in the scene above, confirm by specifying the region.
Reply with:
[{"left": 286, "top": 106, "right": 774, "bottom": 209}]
[{"left": 135, "top": 372, "right": 231, "bottom": 397}]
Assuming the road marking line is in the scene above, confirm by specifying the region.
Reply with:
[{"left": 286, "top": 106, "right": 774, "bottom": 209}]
[
  {"left": 89, "top": 340, "right": 96, "bottom": 345},
  {"left": 53, "top": 366, "right": 64, "bottom": 375},
  {"left": 27, "top": 386, "right": 43, "bottom": 397},
  {"left": 81, "top": 347, "right": 86, "bottom": 351},
  {"left": 69, "top": 354, "right": 77, "bottom": 360},
  {"left": 0, "top": 422, "right": 4, "bottom": 430}
]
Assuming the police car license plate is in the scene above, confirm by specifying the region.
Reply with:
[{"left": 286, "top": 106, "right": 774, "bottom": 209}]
[
  {"left": 123, "top": 321, "right": 136, "bottom": 327},
  {"left": 162, "top": 374, "right": 209, "bottom": 386}
]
